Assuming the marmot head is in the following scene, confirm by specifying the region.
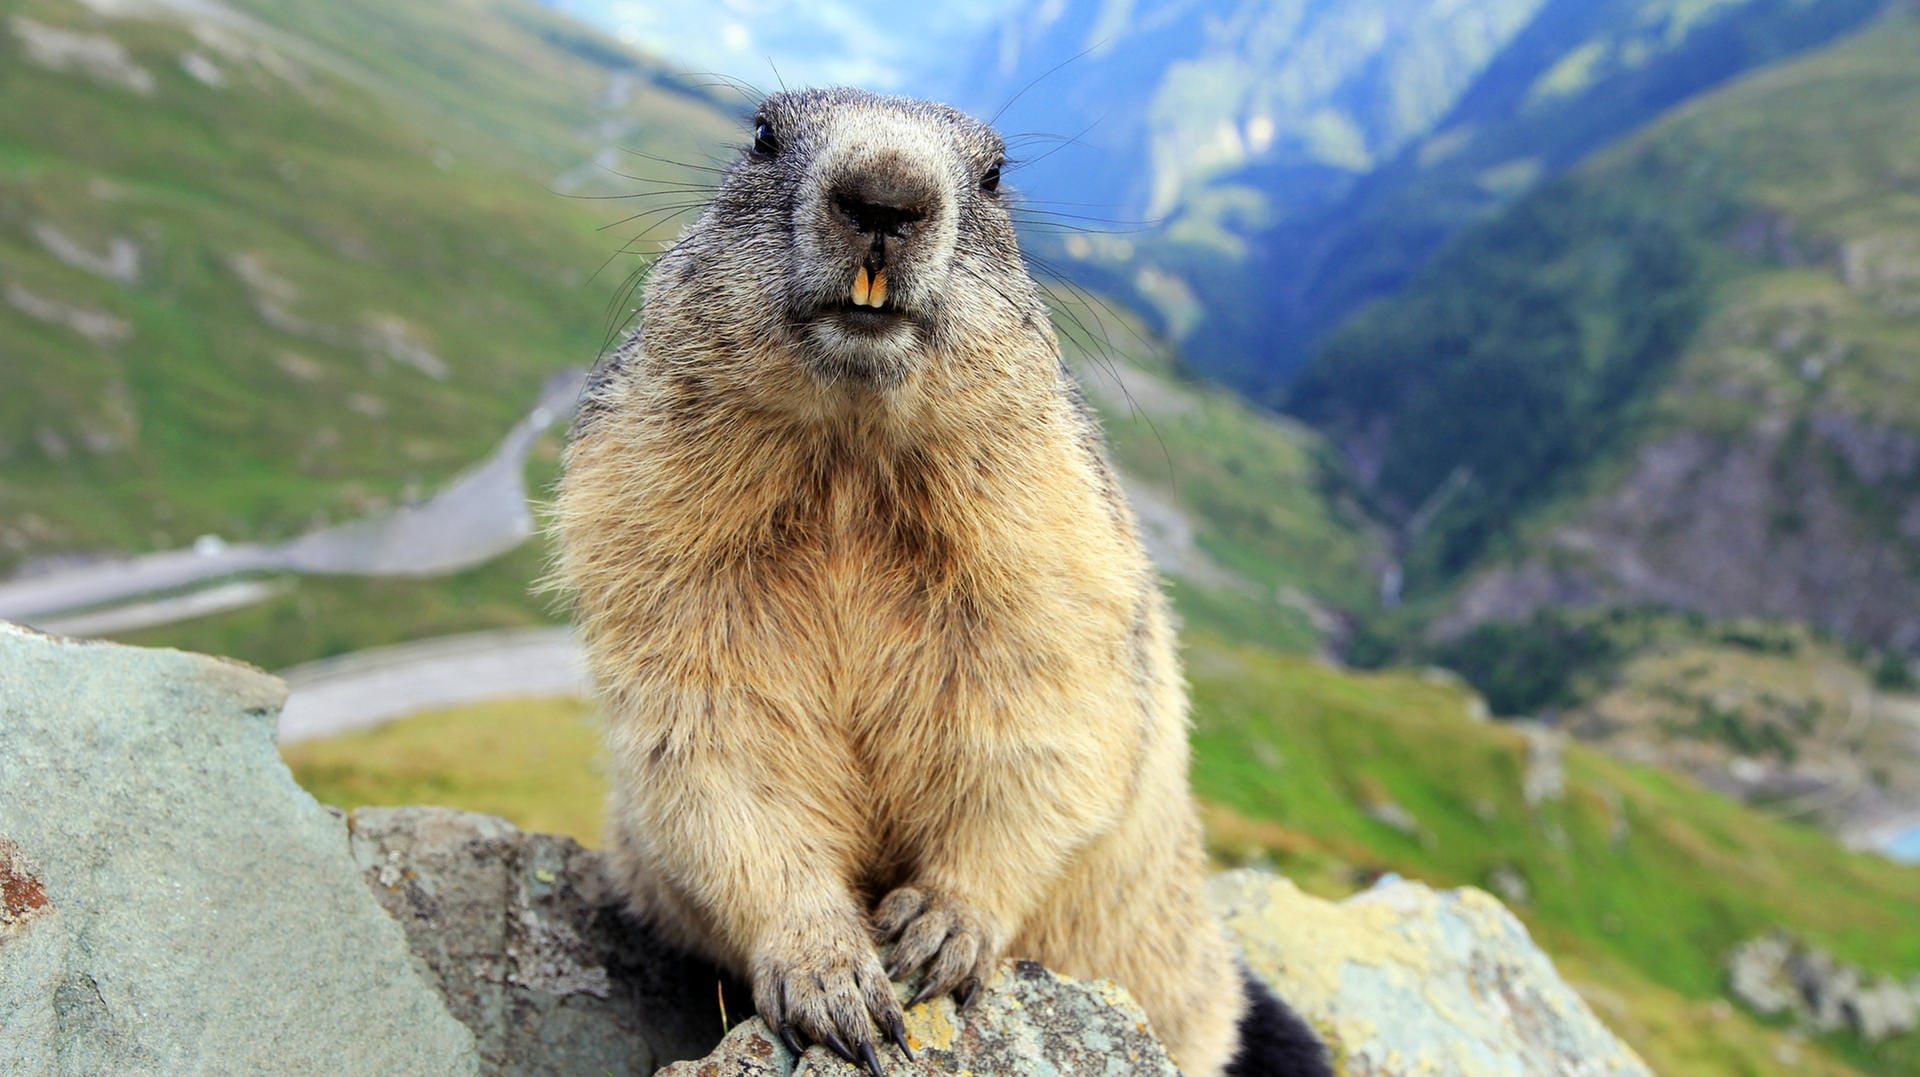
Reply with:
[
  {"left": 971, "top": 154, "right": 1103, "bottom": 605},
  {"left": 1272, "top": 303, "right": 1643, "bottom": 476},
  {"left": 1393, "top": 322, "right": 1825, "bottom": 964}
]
[{"left": 642, "top": 88, "right": 1044, "bottom": 395}]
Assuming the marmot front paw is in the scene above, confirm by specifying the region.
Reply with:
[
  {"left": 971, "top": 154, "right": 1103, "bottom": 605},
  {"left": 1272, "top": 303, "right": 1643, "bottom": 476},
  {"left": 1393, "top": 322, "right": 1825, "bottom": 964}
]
[
  {"left": 872, "top": 886, "right": 1001, "bottom": 1009},
  {"left": 751, "top": 922, "right": 912, "bottom": 1076}
]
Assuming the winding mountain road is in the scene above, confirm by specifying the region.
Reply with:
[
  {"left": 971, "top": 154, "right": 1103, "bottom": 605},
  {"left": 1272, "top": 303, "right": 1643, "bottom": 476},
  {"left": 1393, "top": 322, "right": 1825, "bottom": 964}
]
[
  {"left": 276, "top": 627, "right": 590, "bottom": 743},
  {"left": 0, "top": 371, "right": 584, "bottom": 628}
]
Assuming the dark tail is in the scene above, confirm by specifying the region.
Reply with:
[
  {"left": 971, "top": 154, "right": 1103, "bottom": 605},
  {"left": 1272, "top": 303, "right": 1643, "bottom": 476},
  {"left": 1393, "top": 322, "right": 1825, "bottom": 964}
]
[{"left": 1224, "top": 966, "right": 1332, "bottom": 1077}]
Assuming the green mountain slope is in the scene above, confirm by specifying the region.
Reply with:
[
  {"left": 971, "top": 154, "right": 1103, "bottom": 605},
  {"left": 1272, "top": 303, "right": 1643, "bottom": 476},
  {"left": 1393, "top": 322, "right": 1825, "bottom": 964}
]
[
  {"left": 1217, "top": 0, "right": 1885, "bottom": 388},
  {"left": 0, "top": 0, "right": 734, "bottom": 570},
  {"left": 1062, "top": 318, "right": 1381, "bottom": 650},
  {"left": 1289, "top": 6, "right": 1920, "bottom": 660},
  {"left": 4, "top": 1, "right": 1384, "bottom": 668}
]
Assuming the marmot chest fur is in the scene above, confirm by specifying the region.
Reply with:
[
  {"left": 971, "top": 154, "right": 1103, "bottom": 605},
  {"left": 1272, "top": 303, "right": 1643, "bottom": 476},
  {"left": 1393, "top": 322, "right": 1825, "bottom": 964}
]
[{"left": 554, "top": 87, "right": 1327, "bottom": 1077}]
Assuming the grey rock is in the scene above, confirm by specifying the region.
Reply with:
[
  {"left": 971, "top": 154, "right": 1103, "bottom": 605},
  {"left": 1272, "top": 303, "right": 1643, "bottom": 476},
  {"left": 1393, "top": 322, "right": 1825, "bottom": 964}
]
[
  {"left": 0, "top": 623, "right": 475, "bottom": 1076},
  {"left": 1726, "top": 930, "right": 1920, "bottom": 1042},
  {"left": 1812, "top": 412, "right": 1920, "bottom": 486},
  {"left": 658, "top": 869, "right": 1654, "bottom": 1077},
  {"left": 354, "top": 808, "right": 1178, "bottom": 1077},
  {"left": 1213, "top": 870, "right": 1652, "bottom": 1076},
  {"left": 655, "top": 961, "right": 1179, "bottom": 1077},
  {"left": 1520, "top": 724, "right": 1565, "bottom": 807},
  {"left": 1362, "top": 798, "right": 1420, "bottom": 836},
  {"left": 345, "top": 805, "right": 739, "bottom": 1075},
  {"left": 1726, "top": 932, "right": 1800, "bottom": 1017},
  {"left": 1486, "top": 864, "right": 1531, "bottom": 907}
]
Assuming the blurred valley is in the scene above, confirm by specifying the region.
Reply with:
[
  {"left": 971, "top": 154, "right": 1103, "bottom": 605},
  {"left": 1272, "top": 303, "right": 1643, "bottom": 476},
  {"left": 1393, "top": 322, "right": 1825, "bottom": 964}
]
[{"left": 5, "top": 1, "right": 1920, "bottom": 1073}]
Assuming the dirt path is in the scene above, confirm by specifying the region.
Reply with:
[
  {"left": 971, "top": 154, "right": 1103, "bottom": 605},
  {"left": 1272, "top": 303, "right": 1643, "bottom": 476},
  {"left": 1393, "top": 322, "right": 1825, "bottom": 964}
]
[{"left": 276, "top": 627, "right": 589, "bottom": 743}]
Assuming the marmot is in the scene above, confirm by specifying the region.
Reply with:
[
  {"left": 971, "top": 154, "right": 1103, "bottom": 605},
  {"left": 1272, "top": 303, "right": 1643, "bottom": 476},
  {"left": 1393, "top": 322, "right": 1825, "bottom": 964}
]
[{"left": 553, "top": 88, "right": 1328, "bottom": 1077}]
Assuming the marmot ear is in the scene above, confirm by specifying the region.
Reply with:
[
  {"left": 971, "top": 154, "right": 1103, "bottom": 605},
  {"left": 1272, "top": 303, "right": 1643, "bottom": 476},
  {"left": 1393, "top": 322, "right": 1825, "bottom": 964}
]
[{"left": 753, "top": 119, "right": 779, "bottom": 158}]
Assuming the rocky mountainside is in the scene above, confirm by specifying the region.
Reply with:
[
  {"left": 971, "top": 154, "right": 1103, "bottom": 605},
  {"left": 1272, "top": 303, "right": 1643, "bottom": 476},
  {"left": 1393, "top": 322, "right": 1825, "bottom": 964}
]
[
  {"left": 1290, "top": 7, "right": 1920, "bottom": 663},
  {"left": 955, "top": 0, "right": 1548, "bottom": 222}
]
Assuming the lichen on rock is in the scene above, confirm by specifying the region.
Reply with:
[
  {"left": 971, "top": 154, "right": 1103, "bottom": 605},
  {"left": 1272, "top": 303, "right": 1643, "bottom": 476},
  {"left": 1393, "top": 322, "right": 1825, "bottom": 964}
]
[
  {"left": 1212, "top": 869, "right": 1652, "bottom": 1076},
  {"left": 655, "top": 958, "right": 1179, "bottom": 1077},
  {"left": 0, "top": 836, "right": 53, "bottom": 937}
]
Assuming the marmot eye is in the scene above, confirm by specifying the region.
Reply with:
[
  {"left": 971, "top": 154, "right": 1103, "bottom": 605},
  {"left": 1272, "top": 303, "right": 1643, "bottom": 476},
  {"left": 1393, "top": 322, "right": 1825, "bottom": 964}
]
[
  {"left": 752, "top": 120, "right": 778, "bottom": 157},
  {"left": 980, "top": 163, "right": 1002, "bottom": 192}
]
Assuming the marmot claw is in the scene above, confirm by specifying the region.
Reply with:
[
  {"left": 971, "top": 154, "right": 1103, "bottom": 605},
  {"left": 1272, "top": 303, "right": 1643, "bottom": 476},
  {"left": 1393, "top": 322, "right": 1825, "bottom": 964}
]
[
  {"left": 872, "top": 886, "right": 1000, "bottom": 1009},
  {"left": 884, "top": 1012, "right": 917, "bottom": 1059},
  {"left": 752, "top": 929, "right": 903, "bottom": 1077}
]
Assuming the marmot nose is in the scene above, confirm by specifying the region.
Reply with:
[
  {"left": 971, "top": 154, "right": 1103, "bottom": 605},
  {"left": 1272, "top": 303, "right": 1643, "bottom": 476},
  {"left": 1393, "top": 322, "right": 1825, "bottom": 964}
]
[{"left": 831, "top": 171, "right": 933, "bottom": 241}]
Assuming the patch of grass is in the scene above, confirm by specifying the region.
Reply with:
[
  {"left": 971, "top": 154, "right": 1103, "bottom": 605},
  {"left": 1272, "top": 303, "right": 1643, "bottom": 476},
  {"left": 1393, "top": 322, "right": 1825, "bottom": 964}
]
[
  {"left": 283, "top": 695, "right": 607, "bottom": 844},
  {"left": 1665, "top": 701, "right": 1799, "bottom": 763}
]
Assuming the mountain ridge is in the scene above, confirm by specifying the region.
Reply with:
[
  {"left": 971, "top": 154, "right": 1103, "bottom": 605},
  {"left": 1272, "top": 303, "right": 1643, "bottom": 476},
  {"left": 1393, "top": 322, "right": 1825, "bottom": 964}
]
[
  {"left": 1290, "top": 4, "right": 1920, "bottom": 658},
  {"left": 959, "top": 0, "right": 1885, "bottom": 395}
]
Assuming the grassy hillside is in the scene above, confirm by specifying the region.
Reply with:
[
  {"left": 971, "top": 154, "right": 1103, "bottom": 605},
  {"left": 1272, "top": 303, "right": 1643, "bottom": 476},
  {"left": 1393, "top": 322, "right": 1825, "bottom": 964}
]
[
  {"left": 1404, "top": 608, "right": 1920, "bottom": 852},
  {"left": 1288, "top": 6, "right": 1920, "bottom": 642},
  {"left": 1, "top": 0, "right": 1379, "bottom": 668},
  {"left": 112, "top": 437, "right": 568, "bottom": 667},
  {"left": 287, "top": 639, "right": 1920, "bottom": 1075},
  {"left": 0, "top": 0, "right": 735, "bottom": 570}
]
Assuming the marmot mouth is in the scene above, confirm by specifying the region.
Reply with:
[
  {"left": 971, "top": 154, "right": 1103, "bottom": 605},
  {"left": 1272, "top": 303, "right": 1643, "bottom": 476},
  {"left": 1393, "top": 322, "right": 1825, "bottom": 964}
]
[
  {"left": 802, "top": 293, "right": 921, "bottom": 339},
  {"left": 822, "top": 264, "right": 909, "bottom": 335},
  {"left": 819, "top": 299, "right": 911, "bottom": 336},
  {"left": 794, "top": 293, "right": 923, "bottom": 386}
]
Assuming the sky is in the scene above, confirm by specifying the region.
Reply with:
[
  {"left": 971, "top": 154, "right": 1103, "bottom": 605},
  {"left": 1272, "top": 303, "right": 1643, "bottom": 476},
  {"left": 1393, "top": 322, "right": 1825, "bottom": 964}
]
[{"left": 547, "top": 0, "right": 1030, "bottom": 93}]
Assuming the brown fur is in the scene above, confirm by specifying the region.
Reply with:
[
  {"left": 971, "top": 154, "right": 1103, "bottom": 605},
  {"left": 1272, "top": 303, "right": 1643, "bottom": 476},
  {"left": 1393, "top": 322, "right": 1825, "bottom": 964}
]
[{"left": 553, "top": 88, "right": 1244, "bottom": 1075}]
